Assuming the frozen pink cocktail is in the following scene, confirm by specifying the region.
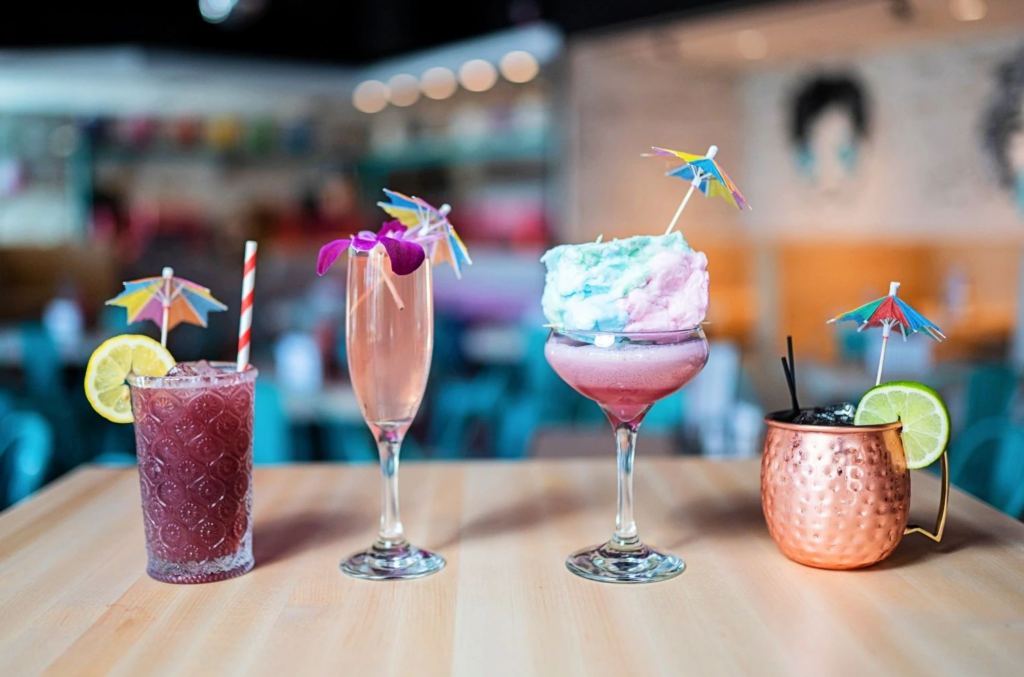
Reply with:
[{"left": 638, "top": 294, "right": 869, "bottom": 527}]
[
  {"left": 545, "top": 333, "right": 709, "bottom": 424},
  {"left": 128, "top": 361, "right": 257, "bottom": 584},
  {"left": 541, "top": 233, "right": 711, "bottom": 584}
]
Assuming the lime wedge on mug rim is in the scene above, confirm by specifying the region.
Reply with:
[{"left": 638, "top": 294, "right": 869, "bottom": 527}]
[{"left": 854, "top": 381, "right": 950, "bottom": 470}]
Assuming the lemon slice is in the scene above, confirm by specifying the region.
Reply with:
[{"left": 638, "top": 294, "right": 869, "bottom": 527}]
[
  {"left": 84, "top": 335, "right": 175, "bottom": 423},
  {"left": 854, "top": 381, "right": 950, "bottom": 470}
]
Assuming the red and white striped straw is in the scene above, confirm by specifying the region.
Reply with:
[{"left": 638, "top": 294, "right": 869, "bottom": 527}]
[{"left": 236, "top": 240, "right": 257, "bottom": 372}]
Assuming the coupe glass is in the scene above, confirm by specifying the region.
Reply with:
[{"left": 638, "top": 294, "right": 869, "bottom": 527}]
[
  {"left": 341, "top": 248, "right": 445, "bottom": 580},
  {"left": 545, "top": 327, "right": 709, "bottom": 583}
]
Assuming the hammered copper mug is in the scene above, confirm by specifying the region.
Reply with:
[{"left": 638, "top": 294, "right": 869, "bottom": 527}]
[{"left": 761, "top": 411, "right": 949, "bottom": 570}]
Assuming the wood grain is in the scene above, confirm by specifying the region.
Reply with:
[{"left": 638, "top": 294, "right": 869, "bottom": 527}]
[{"left": 1, "top": 460, "right": 1022, "bottom": 677}]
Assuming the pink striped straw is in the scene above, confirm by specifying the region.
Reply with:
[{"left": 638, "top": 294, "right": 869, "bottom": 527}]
[{"left": 236, "top": 240, "right": 257, "bottom": 372}]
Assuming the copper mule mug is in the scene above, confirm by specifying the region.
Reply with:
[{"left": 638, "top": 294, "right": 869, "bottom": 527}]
[{"left": 761, "top": 411, "right": 949, "bottom": 570}]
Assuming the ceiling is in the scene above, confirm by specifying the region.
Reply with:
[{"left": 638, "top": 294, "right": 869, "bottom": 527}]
[
  {"left": 579, "top": 0, "right": 1024, "bottom": 69},
  {"left": 0, "top": 0, "right": 776, "bottom": 64}
]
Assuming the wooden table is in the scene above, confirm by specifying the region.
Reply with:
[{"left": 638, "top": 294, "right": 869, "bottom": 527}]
[{"left": 2, "top": 460, "right": 1023, "bottom": 676}]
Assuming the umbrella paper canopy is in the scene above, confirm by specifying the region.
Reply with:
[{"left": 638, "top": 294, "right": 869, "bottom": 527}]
[
  {"left": 828, "top": 281, "right": 944, "bottom": 385},
  {"left": 646, "top": 144, "right": 748, "bottom": 236},
  {"left": 377, "top": 189, "right": 472, "bottom": 278},
  {"left": 106, "top": 267, "right": 227, "bottom": 346},
  {"left": 649, "top": 146, "right": 749, "bottom": 212}
]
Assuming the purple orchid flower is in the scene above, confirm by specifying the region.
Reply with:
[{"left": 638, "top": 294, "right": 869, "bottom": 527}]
[{"left": 317, "top": 220, "right": 426, "bottom": 276}]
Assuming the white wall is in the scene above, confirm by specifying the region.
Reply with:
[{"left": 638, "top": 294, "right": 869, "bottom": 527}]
[
  {"left": 742, "top": 35, "right": 1024, "bottom": 242},
  {"left": 563, "top": 38, "right": 744, "bottom": 246}
]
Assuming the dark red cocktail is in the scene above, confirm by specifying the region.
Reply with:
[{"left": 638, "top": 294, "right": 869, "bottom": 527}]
[{"left": 128, "top": 361, "right": 257, "bottom": 584}]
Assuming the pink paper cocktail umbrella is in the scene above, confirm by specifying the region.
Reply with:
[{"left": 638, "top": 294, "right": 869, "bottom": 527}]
[
  {"left": 106, "top": 267, "right": 227, "bottom": 347},
  {"left": 645, "top": 145, "right": 749, "bottom": 234}
]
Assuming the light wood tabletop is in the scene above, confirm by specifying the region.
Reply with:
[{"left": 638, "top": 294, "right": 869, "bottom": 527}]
[{"left": 1, "top": 459, "right": 1023, "bottom": 677}]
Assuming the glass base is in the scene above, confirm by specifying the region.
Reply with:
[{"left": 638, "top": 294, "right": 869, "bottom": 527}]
[
  {"left": 566, "top": 540, "right": 685, "bottom": 584},
  {"left": 146, "top": 545, "right": 254, "bottom": 585},
  {"left": 340, "top": 539, "right": 446, "bottom": 581}
]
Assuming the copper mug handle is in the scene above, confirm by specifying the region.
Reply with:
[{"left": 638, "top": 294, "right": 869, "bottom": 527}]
[{"left": 904, "top": 452, "right": 949, "bottom": 542}]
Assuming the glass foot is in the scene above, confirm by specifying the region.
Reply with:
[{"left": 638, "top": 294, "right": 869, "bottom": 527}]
[
  {"left": 340, "top": 540, "right": 445, "bottom": 581},
  {"left": 566, "top": 541, "right": 685, "bottom": 584}
]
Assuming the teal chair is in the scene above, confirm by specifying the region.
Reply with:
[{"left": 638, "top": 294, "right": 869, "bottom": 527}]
[
  {"left": 522, "top": 326, "right": 577, "bottom": 426},
  {"left": 964, "top": 365, "right": 1017, "bottom": 427},
  {"left": 20, "top": 324, "right": 62, "bottom": 401},
  {"left": 951, "top": 418, "right": 1024, "bottom": 518},
  {"left": 254, "top": 380, "right": 294, "bottom": 464},
  {"left": 100, "top": 304, "right": 132, "bottom": 336},
  {"left": 495, "top": 396, "right": 541, "bottom": 459},
  {"left": 322, "top": 421, "right": 376, "bottom": 463},
  {"left": 0, "top": 410, "right": 54, "bottom": 508},
  {"left": 637, "top": 389, "right": 686, "bottom": 435},
  {"left": 427, "top": 371, "right": 510, "bottom": 459}
]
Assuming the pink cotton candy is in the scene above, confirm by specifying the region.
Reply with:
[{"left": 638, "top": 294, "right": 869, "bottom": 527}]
[{"left": 621, "top": 250, "right": 709, "bottom": 331}]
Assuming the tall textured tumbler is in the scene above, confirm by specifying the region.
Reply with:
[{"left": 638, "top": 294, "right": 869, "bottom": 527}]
[
  {"left": 128, "top": 362, "right": 257, "bottom": 584},
  {"left": 341, "top": 247, "right": 444, "bottom": 580}
]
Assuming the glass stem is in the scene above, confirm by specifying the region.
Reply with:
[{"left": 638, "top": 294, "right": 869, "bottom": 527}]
[
  {"left": 376, "top": 428, "right": 406, "bottom": 547},
  {"left": 613, "top": 423, "right": 640, "bottom": 550}
]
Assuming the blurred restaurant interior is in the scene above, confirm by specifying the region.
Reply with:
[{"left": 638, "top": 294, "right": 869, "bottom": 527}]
[{"left": 2, "top": 0, "right": 1024, "bottom": 518}]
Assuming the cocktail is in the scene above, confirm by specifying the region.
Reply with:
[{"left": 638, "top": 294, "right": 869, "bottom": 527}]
[
  {"left": 541, "top": 231, "right": 711, "bottom": 583},
  {"left": 317, "top": 189, "right": 471, "bottom": 580},
  {"left": 539, "top": 144, "right": 745, "bottom": 582},
  {"left": 545, "top": 327, "right": 708, "bottom": 582},
  {"left": 129, "top": 361, "right": 257, "bottom": 583},
  {"left": 84, "top": 243, "right": 260, "bottom": 583},
  {"left": 761, "top": 284, "right": 951, "bottom": 570},
  {"left": 341, "top": 247, "right": 442, "bottom": 579}
]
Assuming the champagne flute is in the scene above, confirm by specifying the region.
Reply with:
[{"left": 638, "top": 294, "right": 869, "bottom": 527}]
[{"left": 341, "top": 247, "right": 444, "bottom": 580}]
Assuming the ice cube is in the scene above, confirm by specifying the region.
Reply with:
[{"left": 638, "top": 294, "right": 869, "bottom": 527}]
[
  {"left": 166, "top": 360, "right": 221, "bottom": 377},
  {"left": 790, "top": 403, "right": 856, "bottom": 426}
]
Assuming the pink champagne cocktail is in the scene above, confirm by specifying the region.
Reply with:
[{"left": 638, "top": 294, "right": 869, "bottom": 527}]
[
  {"left": 128, "top": 361, "right": 257, "bottom": 584},
  {"left": 341, "top": 247, "right": 444, "bottom": 580},
  {"left": 545, "top": 328, "right": 708, "bottom": 583}
]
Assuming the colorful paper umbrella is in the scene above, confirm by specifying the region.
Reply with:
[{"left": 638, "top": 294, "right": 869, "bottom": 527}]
[
  {"left": 646, "top": 145, "right": 749, "bottom": 234},
  {"left": 377, "top": 188, "right": 472, "bottom": 278},
  {"left": 106, "top": 267, "right": 227, "bottom": 347},
  {"left": 828, "top": 281, "right": 945, "bottom": 385}
]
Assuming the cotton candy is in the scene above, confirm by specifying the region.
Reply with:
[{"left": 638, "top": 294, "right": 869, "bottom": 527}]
[{"left": 541, "top": 233, "right": 709, "bottom": 332}]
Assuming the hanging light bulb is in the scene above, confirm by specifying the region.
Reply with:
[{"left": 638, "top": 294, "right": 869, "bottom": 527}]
[
  {"left": 499, "top": 51, "right": 540, "bottom": 83},
  {"left": 459, "top": 60, "right": 498, "bottom": 93},
  {"left": 422, "top": 67, "right": 459, "bottom": 100}
]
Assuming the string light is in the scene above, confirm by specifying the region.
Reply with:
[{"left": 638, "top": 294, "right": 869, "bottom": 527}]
[
  {"left": 422, "top": 67, "right": 459, "bottom": 100},
  {"left": 459, "top": 59, "right": 498, "bottom": 93},
  {"left": 388, "top": 74, "right": 421, "bottom": 107},
  {"left": 352, "top": 80, "right": 389, "bottom": 114},
  {"left": 499, "top": 51, "right": 539, "bottom": 83}
]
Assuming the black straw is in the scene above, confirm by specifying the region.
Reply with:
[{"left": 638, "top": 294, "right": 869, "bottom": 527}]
[
  {"left": 781, "top": 356, "right": 800, "bottom": 413},
  {"left": 787, "top": 336, "right": 796, "bottom": 390}
]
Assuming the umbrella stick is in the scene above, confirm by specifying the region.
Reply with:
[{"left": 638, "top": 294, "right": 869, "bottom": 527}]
[
  {"left": 665, "top": 183, "right": 697, "bottom": 235},
  {"left": 665, "top": 144, "right": 717, "bottom": 235},
  {"left": 875, "top": 321, "right": 891, "bottom": 386},
  {"left": 347, "top": 254, "right": 405, "bottom": 319},
  {"left": 380, "top": 263, "right": 405, "bottom": 311}
]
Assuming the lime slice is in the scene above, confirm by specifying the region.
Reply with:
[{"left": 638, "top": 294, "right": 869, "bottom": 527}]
[
  {"left": 854, "top": 381, "right": 950, "bottom": 470},
  {"left": 84, "top": 335, "right": 175, "bottom": 423}
]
